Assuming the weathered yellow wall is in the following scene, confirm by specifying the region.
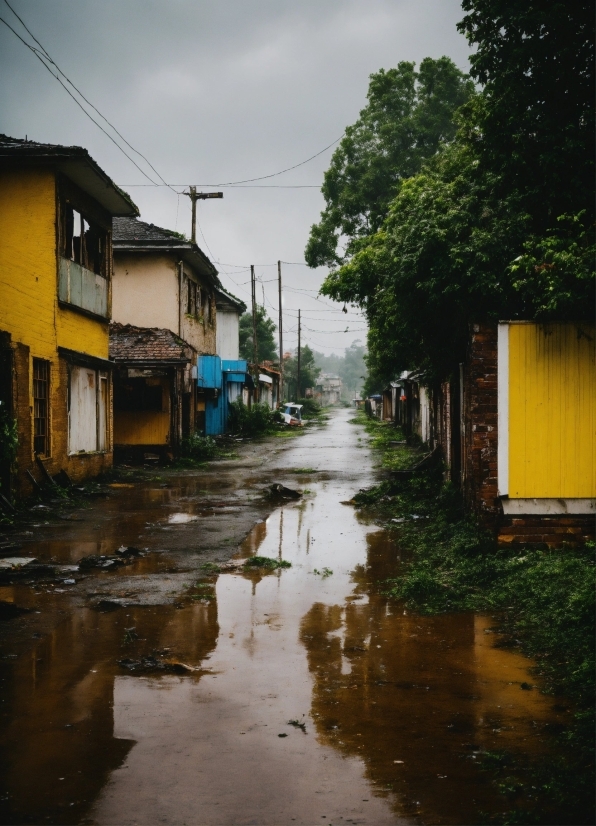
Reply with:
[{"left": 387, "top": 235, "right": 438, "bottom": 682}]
[
  {"left": 509, "top": 323, "right": 596, "bottom": 498},
  {"left": 0, "top": 168, "right": 58, "bottom": 359},
  {"left": 0, "top": 168, "right": 112, "bottom": 488},
  {"left": 114, "top": 412, "right": 170, "bottom": 445},
  {"left": 113, "top": 379, "right": 170, "bottom": 445}
]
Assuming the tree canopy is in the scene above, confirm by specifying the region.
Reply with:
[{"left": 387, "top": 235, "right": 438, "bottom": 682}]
[
  {"left": 315, "top": 6, "right": 594, "bottom": 385},
  {"left": 239, "top": 307, "right": 278, "bottom": 363},
  {"left": 304, "top": 57, "right": 474, "bottom": 268}
]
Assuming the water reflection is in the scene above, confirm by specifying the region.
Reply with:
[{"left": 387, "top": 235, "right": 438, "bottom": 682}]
[
  {"left": 0, "top": 599, "right": 218, "bottom": 825},
  {"left": 299, "top": 530, "right": 565, "bottom": 824}
]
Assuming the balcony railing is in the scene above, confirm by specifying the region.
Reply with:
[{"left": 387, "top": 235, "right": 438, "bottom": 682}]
[{"left": 59, "top": 258, "right": 108, "bottom": 318}]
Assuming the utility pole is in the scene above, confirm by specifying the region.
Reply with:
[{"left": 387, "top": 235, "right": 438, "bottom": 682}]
[
  {"left": 297, "top": 309, "right": 301, "bottom": 401},
  {"left": 251, "top": 265, "right": 259, "bottom": 403},
  {"left": 278, "top": 260, "right": 283, "bottom": 403},
  {"left": 184, "top": 187, "right": 223, "bottom": 243}
]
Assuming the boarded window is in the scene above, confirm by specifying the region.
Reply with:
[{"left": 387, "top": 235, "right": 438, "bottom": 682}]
[
  {"left": 68, "top": 366, "right": 109, "bottom": 453},
  {"left": 33, "top": 358, "right": 50, "bottom": 456}
]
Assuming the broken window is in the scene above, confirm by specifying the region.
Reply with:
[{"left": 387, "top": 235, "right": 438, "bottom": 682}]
[
  {"left": 33, "top": 358, "right": 50, "bottom": 456},
  {"left": 113, "top": 375, "right": 165, "bottom": 412},
  {"left": 68, "top": 366, "right": 109, "bottom": 453},
  {"left": 61, "top": 204, "right": 107, "bottom": 277},
  {"left": 187, "top": 278, "right": 197, "bottom": 316}
]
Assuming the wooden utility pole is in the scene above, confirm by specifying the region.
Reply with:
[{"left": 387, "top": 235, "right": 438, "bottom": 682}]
[
  {"left": 297, "top": 309, "right": 301, "bottom": 400},
  {"left": 184, "top": 187, "right": 223, "bottom": 243},
  {"left": 251, "top": 265, "right": 259, "bottom": 402},
  {"left": 277, "top": 260, "right": 283, "bottom": 403}
]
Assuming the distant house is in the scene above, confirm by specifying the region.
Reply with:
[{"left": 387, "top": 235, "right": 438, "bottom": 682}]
[
  {"left": 215, "top": 288, "right": 246, "bottom": 360},
  {"left": 109, "top": 324, "right": 195, "bottom": 460},
  {"left": 111, "top": 217, "right": 222, "bottom": 437},
  {"left": 314, "top": 373, "right": 342, "bottom": 406},
  {"left": 0, "top": 135, "right": 138, "bottom": 498},
  {"left": 256, "top": 363, "right": 281, "bottom": 410}
]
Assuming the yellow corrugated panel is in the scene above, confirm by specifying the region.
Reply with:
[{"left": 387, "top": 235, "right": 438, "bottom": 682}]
[
  {"left": 509, "top": 323, "right": 596, "bottom": 498},
  {"left": 114, "top": 412, "right": 170, "bottom": 445}
]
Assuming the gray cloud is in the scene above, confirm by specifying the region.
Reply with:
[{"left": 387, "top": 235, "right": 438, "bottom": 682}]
[{"left": 0, "top": 0, "right": 471, "bottom": 353}]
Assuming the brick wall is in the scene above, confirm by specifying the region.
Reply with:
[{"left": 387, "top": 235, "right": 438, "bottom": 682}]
[{"left": 462, "top": 323, "right": 500, "bottom": 528}]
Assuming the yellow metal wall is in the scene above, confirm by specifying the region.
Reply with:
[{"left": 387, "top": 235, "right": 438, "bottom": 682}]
[{"left": 509, "top": 323, "right": 596, "bottom": 498}]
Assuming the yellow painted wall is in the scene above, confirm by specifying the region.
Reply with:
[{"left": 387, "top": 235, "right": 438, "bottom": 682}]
[
  {"left": 114, "top": 412, "right": 170, "bottom": 445},
  {"left": 0, "top": 168, "right": 58, "bottom": 360},
  {"left": 509, "top": 323, "right": 596, "bottom": 498},
  {"left": 0, "top": 167, "right": 111, "bottom": 480}
]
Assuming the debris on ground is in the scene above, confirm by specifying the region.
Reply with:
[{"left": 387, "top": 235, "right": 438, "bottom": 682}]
[
  {"left": 269, "top": 483, "right": 302, "bottom": 500},
  {"left": 79, "top": 546, "right": 144, "bottom": 571},
  {"left": 117, "top": 652, "right": 200, "bottom": 674}
]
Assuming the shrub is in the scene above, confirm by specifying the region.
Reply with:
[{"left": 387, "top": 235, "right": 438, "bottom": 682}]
[
  {"left": 178, "top": 433, "right": 219, "bottom": 462},
  {"left": 228, "top": 400, "right": 275, "bottom": 437}
]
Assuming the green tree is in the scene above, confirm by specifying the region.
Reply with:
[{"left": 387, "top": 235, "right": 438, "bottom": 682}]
[
  {"left": 239, "top": 307, "right": 278, "bottom": 363},
  {"left": 283, "top": 345, "right": 320, "bottom": 400},
  {"left": 305, "top": 57, "right": 474, "bottom": 268},
  {"left": 457, "top": 0, "right": 594, "bottom": 227}
]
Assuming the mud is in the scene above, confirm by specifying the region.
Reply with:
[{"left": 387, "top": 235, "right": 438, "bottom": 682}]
[{"left": 0, "top": 410, "right": 568, "bottom": 825}]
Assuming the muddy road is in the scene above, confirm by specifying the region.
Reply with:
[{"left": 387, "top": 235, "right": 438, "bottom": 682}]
[{"left": 0, "top": 409, "right": 564, "bottom": 825}]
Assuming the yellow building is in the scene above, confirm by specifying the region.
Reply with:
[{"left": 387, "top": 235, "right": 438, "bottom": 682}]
[{"left": 0, "top": 135, "right": 138, "bottom": 498}]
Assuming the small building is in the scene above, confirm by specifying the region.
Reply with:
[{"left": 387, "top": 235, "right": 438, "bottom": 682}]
[
  {"left": 0, "top": 135, "right": 138, "bottom": 498},
  {"left": 197, "top": 355, "right": 252, "bottom": 436},
  {"left": 394, "top": 321, "right": 595, "bottom": 546},
  {"left": 111, "top": 217, "right": 221, "bottom": 436},
  {"left": 257, "top": 363, "right": 281, "bottom": 410},
  {"left": 109, "top": 324, "right": 195, "bottom": 461}
]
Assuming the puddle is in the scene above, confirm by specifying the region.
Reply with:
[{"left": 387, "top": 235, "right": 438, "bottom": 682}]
[{"left": 0, "top": 411, "right": 567, "bottom": 825}]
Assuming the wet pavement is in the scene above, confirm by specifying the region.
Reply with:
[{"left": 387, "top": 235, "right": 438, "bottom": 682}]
[{"left": 0, "top": 410, "right": 567, "bottom": 824}]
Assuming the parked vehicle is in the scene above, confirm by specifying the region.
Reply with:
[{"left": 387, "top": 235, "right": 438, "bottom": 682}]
[{"left": 281, "top": 403, "right": 303, "bottom": 426}]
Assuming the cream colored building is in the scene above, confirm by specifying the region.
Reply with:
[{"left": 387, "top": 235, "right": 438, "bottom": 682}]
[{"left": 111, "top": 218, "right": 222, "bottom": 445}]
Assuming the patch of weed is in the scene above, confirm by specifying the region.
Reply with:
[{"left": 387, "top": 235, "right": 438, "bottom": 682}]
[
  {"left": 244, "top": 556, "right": 291, "bottom": 570},
  {"left": 313, "top": 567, "right": 333, "bottom": 578}
]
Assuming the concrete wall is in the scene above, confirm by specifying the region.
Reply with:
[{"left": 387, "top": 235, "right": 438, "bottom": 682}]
[
  {"left": 216, "top": 310, "right": 239, "bottom": 360},
  {"left": 112, "top": 253, "right": 216, "bottom": 355}
]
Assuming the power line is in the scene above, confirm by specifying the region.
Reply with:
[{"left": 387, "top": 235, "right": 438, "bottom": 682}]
[
  {"left": 119, "top": 184, "right": 320, "bottom": 189},
  {"left": 125, "top": 136, "right": 342, "bottom": 187},
  {"left": 0, "top": 2, "right": 177, "bottom": 192}
]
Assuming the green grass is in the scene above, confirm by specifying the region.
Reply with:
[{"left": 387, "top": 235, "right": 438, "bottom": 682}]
[{"left": 293, "top": 467, "right": 316, "bottom": 474}]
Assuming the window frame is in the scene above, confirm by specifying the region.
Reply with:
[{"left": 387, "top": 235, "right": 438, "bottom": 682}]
[{"left": 32, "top": 357, "right": 50, "bottom": 457}]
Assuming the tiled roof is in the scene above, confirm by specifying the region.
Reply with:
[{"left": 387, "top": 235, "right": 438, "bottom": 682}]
[
  {"left": 0, "top": 135, "right": 138, "bottom": 216},
  {"left": 109, "top": 323, "right": 195, "bottom": 364},
  {"left": 0, "top": 133, "right": 87, "bottom": 155},
  {"left": 112, "top": 217, "right": 188, "bottom": 244}
]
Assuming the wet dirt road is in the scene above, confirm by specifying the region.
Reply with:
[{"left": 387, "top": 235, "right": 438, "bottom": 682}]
[{"left": 0, "top": 410, "right": 566, "bottom": 825}]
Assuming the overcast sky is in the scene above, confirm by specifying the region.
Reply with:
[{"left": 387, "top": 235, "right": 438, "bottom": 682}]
[{"left": 0, "top": 0, "right": 471, "bottom": 355}]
